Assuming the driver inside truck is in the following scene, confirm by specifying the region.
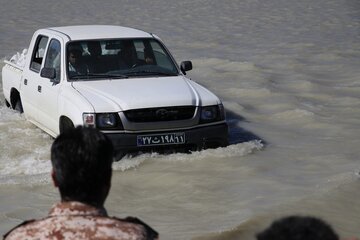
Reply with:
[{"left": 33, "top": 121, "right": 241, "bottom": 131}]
[{"left": 68, "top": 45, "right": 89, "bottom": 76}]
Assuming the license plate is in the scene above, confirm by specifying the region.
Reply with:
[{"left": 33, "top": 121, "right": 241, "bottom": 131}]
[{"left": 137, "top": 132, "right": 185, "bottom": 146}]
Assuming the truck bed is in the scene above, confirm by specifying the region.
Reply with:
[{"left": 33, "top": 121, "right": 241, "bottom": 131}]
[{"left": 2, "top": 60, "right": 24, "bottom": 105}]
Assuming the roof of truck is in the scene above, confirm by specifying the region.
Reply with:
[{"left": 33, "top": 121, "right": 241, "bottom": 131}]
[{"left": 47, "top": 25, "right": 153, "bottom": 40}]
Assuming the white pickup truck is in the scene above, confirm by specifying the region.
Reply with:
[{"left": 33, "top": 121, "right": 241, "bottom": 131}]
[{"left": 2, "top": 25, "right": 228, "bottom": 159}]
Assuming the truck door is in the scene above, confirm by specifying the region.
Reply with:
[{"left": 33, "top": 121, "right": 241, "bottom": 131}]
[
  {"left": 36, "top": 38, "right": 63, "bottom": 136},
  {"left": 21, "top": 35, "right": 49, "bottom": 122}
]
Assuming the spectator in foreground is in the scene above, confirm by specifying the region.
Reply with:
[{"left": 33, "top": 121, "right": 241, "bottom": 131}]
[
  {"left": 256, "top": 215, "right": 338, "bottom": 240},
  {"left": 4, "top": 126, "right": 158, "bottom": 240}
]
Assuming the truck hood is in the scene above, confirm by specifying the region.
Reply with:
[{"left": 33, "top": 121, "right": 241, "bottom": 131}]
[{"left": 71, "top": 76, "right": 220, "bottom": 112}]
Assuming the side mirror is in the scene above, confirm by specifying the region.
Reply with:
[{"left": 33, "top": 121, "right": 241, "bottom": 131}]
[
  {"left": 41, "top": 67, "right": 60, "bottom": 84},
  {"left": 41, "top": 67, "right": 56, "bottom": 79},
  {"left": 180, "top": 61, "right": 193, "bottom": 75}
]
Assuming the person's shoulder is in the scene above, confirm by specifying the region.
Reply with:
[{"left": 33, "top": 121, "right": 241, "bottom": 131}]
[
  {"left": 3, "top": 219, "right": 37, "bottom": 239},
  {"left": 111, "top": 216, "right": 159, "bottom": 240},
  {"left": 4, "top": 215, "right": 159, "bottom": 240}
]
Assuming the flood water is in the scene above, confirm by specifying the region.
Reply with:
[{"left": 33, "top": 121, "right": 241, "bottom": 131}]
[{"left": 1, "top": 0, "right": 360, "bottom": 239}]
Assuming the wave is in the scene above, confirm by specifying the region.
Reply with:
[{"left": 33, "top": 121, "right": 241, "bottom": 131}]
[
  {"left": 0, "top": 140, "right": 263, "bottom": 186},
  {"left": 7, "top": 49, "right": 27, "bottom": 67}
]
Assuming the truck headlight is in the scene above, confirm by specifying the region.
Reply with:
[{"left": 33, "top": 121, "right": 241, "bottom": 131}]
[
  {"left": 83, "top": 113, "right": 123, "bottom": 130},
  {"left": 96, "top": 113, "right": 123, "bottom": 129},
  {"left": 200, "top": 104, "right": 225, "bottom": 124}
]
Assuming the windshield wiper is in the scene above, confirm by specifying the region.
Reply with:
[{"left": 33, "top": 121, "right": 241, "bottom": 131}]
[
  {"left": 125, "top": 71, "right": 178, "bottom": 77},
  {"left": 70, "top": 73, "right": 129, "bottom": 80}
]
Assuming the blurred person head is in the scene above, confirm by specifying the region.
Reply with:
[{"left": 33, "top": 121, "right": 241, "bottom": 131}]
[
  {"left": 256, "top": 215, "right": 339, "bottom": 240},
  {"left": 87, "top": 41, "right": 102, "bottom": 57},
  {"left": 51, "top": 126, "right": 114, "bottom": 207},
  {"left": 68, "top": 50, "right": 81, "bottom": 65},
  {"left": 118, "top": 40, "right": 137, "bottom": 67},
  {"left": 144, "top": 47, "right": 155, "bottom": 64}
]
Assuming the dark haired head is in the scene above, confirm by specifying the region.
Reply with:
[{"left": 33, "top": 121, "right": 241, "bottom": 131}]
[
  {"left": 256, "top": 216, "right": 339, "bottom": 240},
  {"left": 51, "top": 126, "right": 114, "bottom": 207}
]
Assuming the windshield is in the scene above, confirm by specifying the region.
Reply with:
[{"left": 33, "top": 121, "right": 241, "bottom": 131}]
[{"left": 66, "top": 38, "right": 179, "bottom": 80}]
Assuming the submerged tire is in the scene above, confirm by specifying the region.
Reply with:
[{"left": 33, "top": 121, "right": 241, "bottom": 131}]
[
  {"left": 114, "top": 151, "right": 126, "bottom": 161},
  {"left": 5, "top": 100, "right": 11, "bottom": 108},
  {"left": 14, "top": 99, "right": 23, "bottom": 113},
  {"left": 59, "top": 117, "right": 74, "bottom": 134}
]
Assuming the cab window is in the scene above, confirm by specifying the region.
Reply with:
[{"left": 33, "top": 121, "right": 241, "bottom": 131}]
[
  {"left": 30, "top": 35, "right": 49, "bottom": 72},
  {"left": 44, "top": 39, "right": 61, "bottom": 81}
]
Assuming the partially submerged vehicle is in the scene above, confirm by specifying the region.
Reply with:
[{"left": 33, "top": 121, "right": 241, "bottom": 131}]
[{"left": 2, "top": 25, "right": 228, "bottom": 159}]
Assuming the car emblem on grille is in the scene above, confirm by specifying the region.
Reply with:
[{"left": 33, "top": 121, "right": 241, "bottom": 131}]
[{"left": 156, "top": 109, "right": 168, "bottom": 119}]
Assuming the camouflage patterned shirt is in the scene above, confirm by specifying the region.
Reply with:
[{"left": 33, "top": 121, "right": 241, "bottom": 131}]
[{"left": 4, "top": 201, "right": 158, "bottom": 240}]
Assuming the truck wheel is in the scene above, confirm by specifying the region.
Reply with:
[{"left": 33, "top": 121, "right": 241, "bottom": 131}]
[
  {"left": 114, "top": 151, "right": 126, "bottom": 161},
  {"left": 60, "top": 117, "right": 74, "bottom": 134},
  {"left": 5, "top": 100, "right": 11, "bottom": 108},
  {"left": 14, "top": 99, "right": 24, "bottom": 113}
]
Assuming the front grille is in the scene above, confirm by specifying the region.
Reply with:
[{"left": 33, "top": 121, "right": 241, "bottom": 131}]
[{"left": 124, "top": 106, "right": 196, "bottom": 122}]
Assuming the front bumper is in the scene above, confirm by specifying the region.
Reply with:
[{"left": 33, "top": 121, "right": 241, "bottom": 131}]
[{"left": 105, "top": 122, "right": 228, "bottom": 158}]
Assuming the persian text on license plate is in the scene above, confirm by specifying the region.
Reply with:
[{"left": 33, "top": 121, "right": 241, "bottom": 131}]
[{"left": 137, "top": 133, "right": 185, "bottom": 146}]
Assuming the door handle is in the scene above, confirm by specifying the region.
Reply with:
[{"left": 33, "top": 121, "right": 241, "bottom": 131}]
[
  {"left": 24, "top": 79, "right": 28, "bottom": 85},
  {"left": 38, "top": 85, "right": 42, "bottom": 93}
]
